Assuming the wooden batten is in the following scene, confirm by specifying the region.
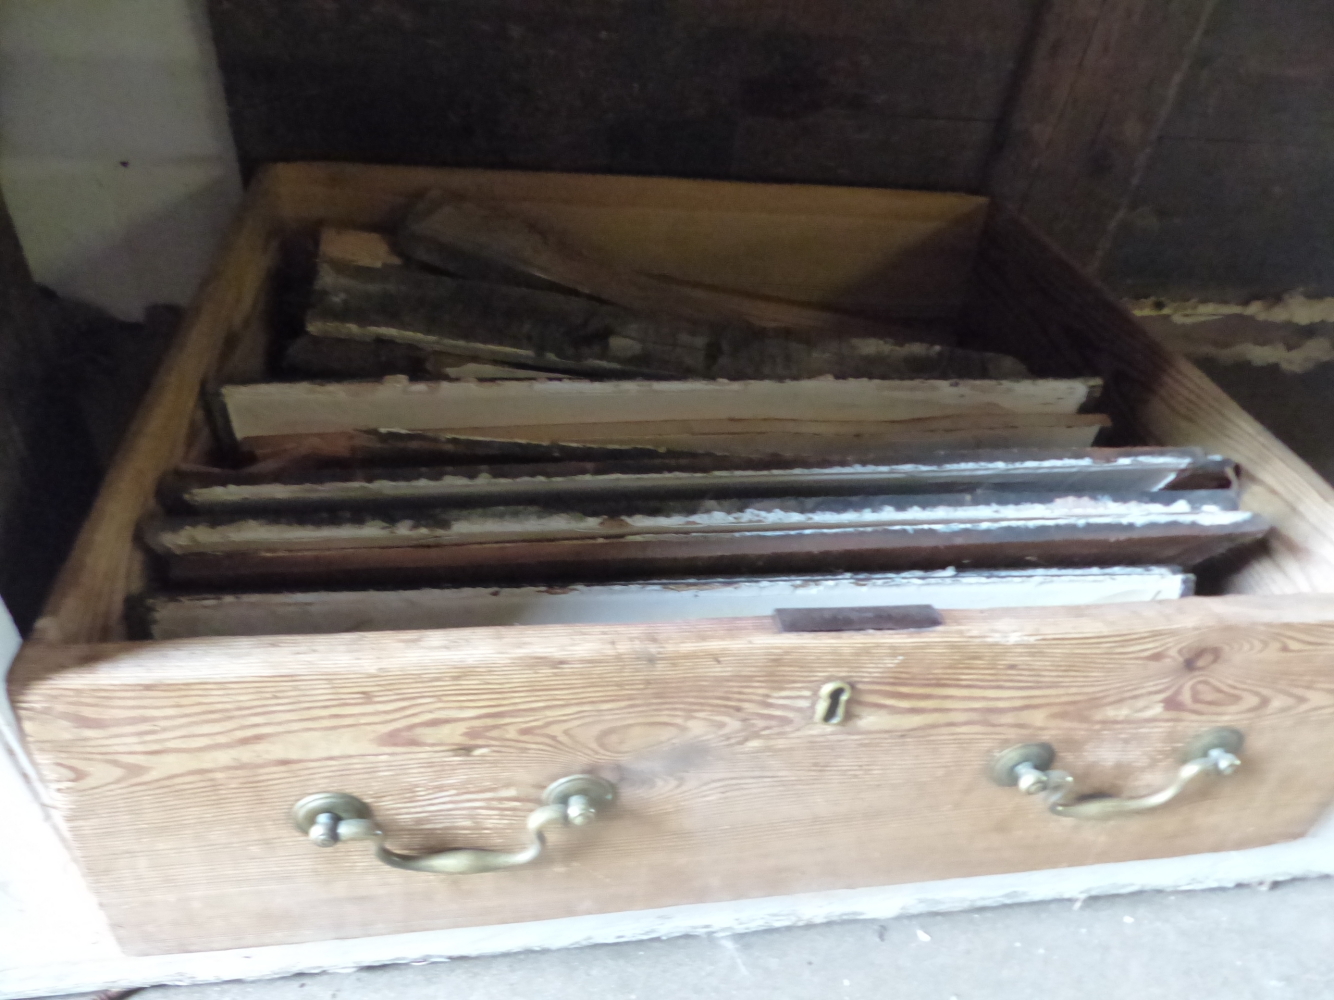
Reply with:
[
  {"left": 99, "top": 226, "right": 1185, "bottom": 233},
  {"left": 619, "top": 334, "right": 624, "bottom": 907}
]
[
  {"left": 145, "top": 490, "right": 1248, "bottom": 555},
  {"left": 220, "top": 377, "right": 1103, "bottom": 441},
  {"left": 143, "top": 567, "right": 1193, "bottom": 639},
  {"left": 164, "top": 447, "right": 1225, "bottom": 514}
]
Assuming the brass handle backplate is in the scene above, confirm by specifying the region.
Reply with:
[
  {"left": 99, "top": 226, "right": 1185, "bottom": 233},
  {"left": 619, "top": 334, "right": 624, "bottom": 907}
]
[
  {"left": 291, "top": 774, "right": 616, "bottom": 874},
  {"left": 990, "top": 727, "right": 1244, "bottom": 820}
]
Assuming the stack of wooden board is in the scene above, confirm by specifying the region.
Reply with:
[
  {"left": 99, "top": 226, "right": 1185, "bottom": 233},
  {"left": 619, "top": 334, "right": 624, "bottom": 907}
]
[{"left": 135, "top": 192, "right": 1271, "bottom": 638}]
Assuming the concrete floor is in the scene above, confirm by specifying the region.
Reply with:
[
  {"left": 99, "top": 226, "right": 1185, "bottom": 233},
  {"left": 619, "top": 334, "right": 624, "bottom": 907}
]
[{"left": 127, "top": 878, "right": 1334, "bottom": 1000}]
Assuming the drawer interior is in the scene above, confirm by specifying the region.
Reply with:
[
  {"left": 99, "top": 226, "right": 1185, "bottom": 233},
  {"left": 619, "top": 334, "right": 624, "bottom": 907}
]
[
  {"left": 26, "top": 163, "right": 1334, "bottom": 648},
  {"left": 15, "top": 165, "right": 1334, "bottom": 958}
]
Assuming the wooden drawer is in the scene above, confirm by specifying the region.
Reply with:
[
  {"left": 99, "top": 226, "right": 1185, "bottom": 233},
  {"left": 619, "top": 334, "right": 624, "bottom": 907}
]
[{"left": 12, "top": 164, "right": 1334, "bottom": 957}]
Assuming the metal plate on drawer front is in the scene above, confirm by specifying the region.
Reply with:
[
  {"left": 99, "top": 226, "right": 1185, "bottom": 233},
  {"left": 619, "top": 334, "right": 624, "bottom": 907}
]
[{"left": 774, "top": 604, "right": 944, "bottom": 632}]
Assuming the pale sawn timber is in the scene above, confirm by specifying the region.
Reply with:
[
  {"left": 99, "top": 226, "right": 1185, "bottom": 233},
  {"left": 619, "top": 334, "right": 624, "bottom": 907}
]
[{"left": 142, "top": 567, "right": 1193, "bottom": 639}]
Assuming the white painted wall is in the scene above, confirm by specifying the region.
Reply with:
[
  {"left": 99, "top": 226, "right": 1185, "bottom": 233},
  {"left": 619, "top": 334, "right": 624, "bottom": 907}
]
[{"left": 0, "top": 0, "right": 242, "bottom": 320}]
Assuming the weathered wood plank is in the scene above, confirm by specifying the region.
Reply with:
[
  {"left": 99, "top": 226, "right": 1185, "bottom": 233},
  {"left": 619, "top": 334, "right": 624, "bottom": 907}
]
[
  {"left": 163, "top": 447, "right": 1225, "bottom": 514},
  {"left": 986, "top": 0, "right": 1221, "bottom": 270},
  {"left": 142, "top": 567, "right": 1192, "bottom": 639},
  {"left": 207, "top": 0, "right": 1036, "bottom": 195},
  {"left": 156, "top": 507, "right": 1265, "bottom": 589},
  {"left": 144, "top": 491, "right": 1246, "bottom": 556},
  {"left": 16, "top": 594, "right": 1334, "bottom": 953}
]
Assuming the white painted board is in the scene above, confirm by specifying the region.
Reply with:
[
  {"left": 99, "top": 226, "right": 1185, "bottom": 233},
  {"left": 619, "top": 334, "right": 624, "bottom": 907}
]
[
  {"left": 146, "top": 567, "right": 1192, "bottom": 639},
  {"left": 221, "top": 377, "right": 1102, "bottom": 440}
]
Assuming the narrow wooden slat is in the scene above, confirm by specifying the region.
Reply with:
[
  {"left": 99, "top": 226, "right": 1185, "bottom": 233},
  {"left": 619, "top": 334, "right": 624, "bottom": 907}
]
[
  {"left": 164, "top": 447, "right": 1219, "bottom": 514},
  {"left": 145, "top": 491, "right": 1245, "bottom": 555},
  {"left": 142, "top": 567, "right": 1193, "bottom": 639},
  {"left": 219, "top": 377, "right": 1103, "bottom": 441},
  {"left": 159, "top": 512, "right": 1265, "bottom": 589}
]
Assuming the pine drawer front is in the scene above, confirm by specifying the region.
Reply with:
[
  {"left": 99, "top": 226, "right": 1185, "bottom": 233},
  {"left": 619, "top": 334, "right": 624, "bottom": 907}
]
[
  {"left": 17, "top": 598, "right": 1334, "bottom": 954},
  {"left": 12, "top": 164, "right": 1334, "bottom": 956}
]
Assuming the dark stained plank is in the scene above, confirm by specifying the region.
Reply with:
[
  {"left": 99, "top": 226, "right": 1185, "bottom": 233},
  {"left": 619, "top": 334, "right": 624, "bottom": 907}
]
[
  {"left": 162, "top": 447, "right": 1226, "bottom": 514},
  {"left": 986, "top": 0, "right": 1222, "bottom": 270},
  {"left": 158, "top": 511, "right": 1267, "bottom": 589},
  {"left": 206, "top": 0, "right": 1039, "bottom": 188},
  {"left": 1103, "top": 0, "right": 1334, "bottom": 299}
]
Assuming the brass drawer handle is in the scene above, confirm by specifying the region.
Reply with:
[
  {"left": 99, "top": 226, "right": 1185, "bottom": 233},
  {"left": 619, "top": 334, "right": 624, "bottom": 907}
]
[
  {"left": 291, "top": 774, "right": 615, "bottom": 874},
  {"left": 990, "top": 727, "right": 1244, "bottom": 820}
]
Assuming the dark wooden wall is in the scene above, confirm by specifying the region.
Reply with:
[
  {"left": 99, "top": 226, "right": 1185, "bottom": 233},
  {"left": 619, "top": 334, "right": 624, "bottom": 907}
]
[
  {"left": 207, "top": 0, "right": 1332, "bottom": 303},
  {"left": 1102, "top": 0, "right": 1334, "bottom": 301}
]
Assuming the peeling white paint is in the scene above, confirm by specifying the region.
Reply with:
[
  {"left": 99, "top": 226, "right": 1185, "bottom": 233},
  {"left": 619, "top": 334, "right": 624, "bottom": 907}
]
[
  {"left": 1130, "top": 292, "right": 1334, "bottom": 327},
  {"left": 1154, "top": 334, "right": 1334, "bottom": 375}
]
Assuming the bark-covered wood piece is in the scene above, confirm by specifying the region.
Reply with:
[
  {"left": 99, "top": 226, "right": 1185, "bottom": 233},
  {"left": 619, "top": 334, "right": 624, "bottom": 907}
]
[
  {"left": 162, "top": 446, "right": 1231, "bottom": 514},
  {"left": 144, "top": 489, "right": 1248, "bottom": 555},
  {"left": 396, "top": 200, "right": 960, "bottom": 339},
  {"left": 306, "top": 254, "right": 1028, "bottom": 381},
  {"left": 283, "top": 333, "right": 580, "bottom": 381},
  {"left": 141, "top": 567, "right": 1194, "bottom": 640}
]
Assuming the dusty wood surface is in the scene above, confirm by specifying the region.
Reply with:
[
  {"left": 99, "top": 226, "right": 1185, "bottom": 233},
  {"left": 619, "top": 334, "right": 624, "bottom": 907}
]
[
  {"left": 15, "top": 594, "right": 1334, "bottom": 953},
  {"left": 962, "top": 207, "right": 1334, "bottom": 595},
  {"left": 145, "top": 490, "right": 1244, "bottom": 556},
  {"left": 164, "top": 447, "right": 1220, "bottom": 514},
  {"left": 158, "top": 509, "right": 1265, "bottom": 589},
  {"left": 207, "top": 0, "right": 1035, "bottom": 195},
  {"left": 142, "top": 568, "right": 1191, "bottom": 639},
  {"left": 220, "top": 377, "right": 1102, "bottom": 441}
]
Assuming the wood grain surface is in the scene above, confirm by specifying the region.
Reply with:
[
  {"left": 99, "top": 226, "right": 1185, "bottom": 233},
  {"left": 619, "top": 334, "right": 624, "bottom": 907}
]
[{"left": 16, "top": 594, "right": 1334, "bottom": 955}]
